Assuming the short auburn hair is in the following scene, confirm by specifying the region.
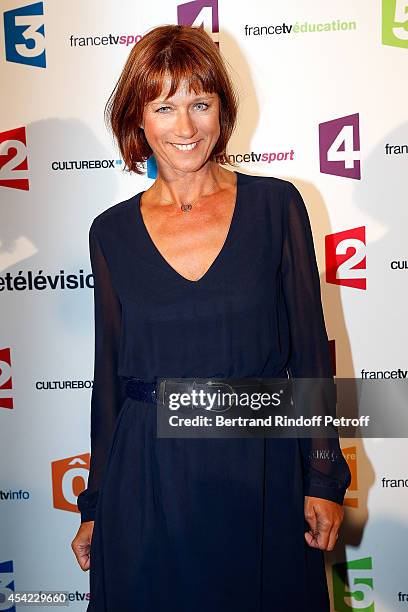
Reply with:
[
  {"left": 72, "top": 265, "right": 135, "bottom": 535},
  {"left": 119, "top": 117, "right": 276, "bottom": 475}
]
[{"left": 105, "top": 24, "right": 239, "bottom": 174}]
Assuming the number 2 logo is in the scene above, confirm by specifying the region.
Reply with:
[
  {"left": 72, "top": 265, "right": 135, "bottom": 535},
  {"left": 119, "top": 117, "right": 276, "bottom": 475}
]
[
  {"left": 325, "top": 227, "right": 367, "bottom": 290},
  {"left": 319, "top": 113, "right": 361, "bottom": 180},
  {"left": 0, "top": 127, "right": 29, "bottom": 191},
  {"left": 3, "top": 2, "right": 46, "bottom": 68},
  {"left": 0, "top": 347, "right": 13, "bottom": 410},
  {"left": 382, "top": 0, "right": 408, "bottom": 48}
]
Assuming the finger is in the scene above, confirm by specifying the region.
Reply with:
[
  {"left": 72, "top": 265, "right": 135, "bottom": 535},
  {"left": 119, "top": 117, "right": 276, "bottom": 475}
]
[
  {"left": 81, "top": 554, "right": 90, "bottom": 571},
  {"left": 314, "top": 516, "right": 332, "bottom": 550},
  {"left": 304, "top": 530, "right": 320, "bottom": 547},
  {"left": 304, "top": 500, "right": 320, "bottom": 547},
  {"left": 325, "top": 524, "right": 341, "bottom": 552},
  {"left": 75, "top": 548, "right": 90, "bottom": 571},
  {"left": 72, "top": 541, "right": 91, "bottom": 570},
  {"left": 304, "top": 501, "right": 317, "bottom": 534},
  {"left": 305, "top": 510, "right": 332, "bottom": 550},
  {"left": 304, "top": 524, "right": 328, "bottom": 549}
]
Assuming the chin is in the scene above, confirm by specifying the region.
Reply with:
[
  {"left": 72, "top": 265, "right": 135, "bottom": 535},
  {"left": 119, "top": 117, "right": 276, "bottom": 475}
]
[{"left": 171, "top": 159, "right": 205, "bottom": 170}]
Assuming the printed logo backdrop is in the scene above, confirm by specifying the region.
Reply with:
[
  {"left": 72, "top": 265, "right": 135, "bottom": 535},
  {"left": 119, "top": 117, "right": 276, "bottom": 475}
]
[{"left": 1, "top": 1, "right": 407, "bottom": 610}]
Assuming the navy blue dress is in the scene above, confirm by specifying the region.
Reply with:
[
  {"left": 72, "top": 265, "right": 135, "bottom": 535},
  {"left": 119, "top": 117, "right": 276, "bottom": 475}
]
[{"left": 77, "top": 170, "right": 351, "bottom": 611}]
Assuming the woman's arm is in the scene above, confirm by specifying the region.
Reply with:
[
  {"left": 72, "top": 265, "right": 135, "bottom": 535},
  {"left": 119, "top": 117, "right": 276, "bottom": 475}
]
[
  {"left": 281, "top": 181, "right": 352, "bottom": 505},
  {"left": 76, "top": 221, "right": 126, "bottom": 523}
]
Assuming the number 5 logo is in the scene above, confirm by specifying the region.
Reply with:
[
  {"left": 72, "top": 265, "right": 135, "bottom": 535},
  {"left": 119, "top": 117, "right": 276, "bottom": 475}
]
[
  {"left": 319, "top": 113, "right": 361, "bottom": 179},
  {"left": 332, "top": 557, "right": 374, "bottom": 611},
  {"left": 383, "top": 0, "right": 408, "bottom": 48},
  {"left": 3, "top": 2, "right": 46, "bottom": 68}
]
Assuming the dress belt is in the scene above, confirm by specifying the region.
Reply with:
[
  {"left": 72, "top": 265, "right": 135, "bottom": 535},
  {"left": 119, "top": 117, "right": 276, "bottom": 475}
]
[
  {"left": 124, "top": 376, "right": 289, "bottom": 405},
  {"left": 125, "top": 378, "right": 158, "bottom": 404}
]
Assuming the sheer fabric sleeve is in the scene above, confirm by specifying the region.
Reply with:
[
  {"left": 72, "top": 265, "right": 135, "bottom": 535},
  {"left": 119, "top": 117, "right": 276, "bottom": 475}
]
[
  {"left": 281, "top": 182, "right": 351, "bottom": 505},
  {"left": 76, "top": 222, "right": 126, "bottom": 522}
]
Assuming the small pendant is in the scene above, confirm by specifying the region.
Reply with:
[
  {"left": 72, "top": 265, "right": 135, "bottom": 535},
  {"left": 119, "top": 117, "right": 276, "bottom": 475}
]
[{"left": 181, "top": 203, "right": 193, "bottom": 212}]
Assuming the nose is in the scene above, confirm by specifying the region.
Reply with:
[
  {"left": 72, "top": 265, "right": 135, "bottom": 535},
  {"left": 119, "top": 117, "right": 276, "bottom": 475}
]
[{"left": 174, "top": 109, "right": 198, "bottom": 140}]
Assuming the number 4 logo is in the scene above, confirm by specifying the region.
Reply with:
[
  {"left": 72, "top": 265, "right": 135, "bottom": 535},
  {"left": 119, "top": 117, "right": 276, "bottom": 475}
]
[
  {"left": 382, "top": 0, "right": 408, "bottom": 48},
  {"left": 319, "top": 114, "right": 361, "bottom": 180},
  {"left": 3, "top": 1, "right": 46, "bottom": 68},
  {"left": 177, "top": 1, "right": 219, "bottom": 46}
]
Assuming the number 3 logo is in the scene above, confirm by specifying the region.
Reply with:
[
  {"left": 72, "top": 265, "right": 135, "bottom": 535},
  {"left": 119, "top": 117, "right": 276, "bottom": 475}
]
[
  {"left": 3, "top": 2, "right": 46, "bottom": 68},
  {"left": 382, "top": 0, "right": 408, "bottom": 48}
]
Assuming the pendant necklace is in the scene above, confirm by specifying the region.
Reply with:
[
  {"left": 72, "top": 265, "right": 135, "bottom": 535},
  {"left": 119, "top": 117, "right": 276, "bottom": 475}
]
[
  {"left": 156, "top": 179, "right": 218, "bottom": 213},
  {"left": 181, "top": 203, "right": 193, "bottom": 212}
]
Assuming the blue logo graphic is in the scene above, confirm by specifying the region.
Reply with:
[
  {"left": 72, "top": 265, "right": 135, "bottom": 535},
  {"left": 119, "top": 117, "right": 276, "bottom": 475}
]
[
  {"left": 147, "top": 156, "right": 157, "bottom": 179},
  {"left": 0, "top": 560, "right": 15, "bottom": 611},
  {"left": 4, "top": 2, "right": 46, "bottom": 68}
]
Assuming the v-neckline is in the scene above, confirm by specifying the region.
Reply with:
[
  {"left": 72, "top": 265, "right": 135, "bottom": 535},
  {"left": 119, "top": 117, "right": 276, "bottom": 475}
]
[{"left": 135, "top": 170, "right": 241, "bottom": 286}]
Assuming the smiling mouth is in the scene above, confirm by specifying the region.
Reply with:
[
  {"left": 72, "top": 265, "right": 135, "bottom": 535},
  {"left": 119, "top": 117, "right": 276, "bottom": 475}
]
[{"left": 170, "top": 141, "right": 200, "bottom": 151}]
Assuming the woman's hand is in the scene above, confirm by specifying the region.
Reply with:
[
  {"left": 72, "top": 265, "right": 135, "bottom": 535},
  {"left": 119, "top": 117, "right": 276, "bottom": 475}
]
[
  {"left": 304, "top": 496, "right": 344, "bottom": 551},
  {"left": 71, "top": 521, "right": 94, "bottom": 571}
]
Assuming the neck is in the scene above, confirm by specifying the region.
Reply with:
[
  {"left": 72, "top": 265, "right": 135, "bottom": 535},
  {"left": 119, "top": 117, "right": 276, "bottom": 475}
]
[{"left": 153, "top": 162, "right": 227, "bottom": 206}]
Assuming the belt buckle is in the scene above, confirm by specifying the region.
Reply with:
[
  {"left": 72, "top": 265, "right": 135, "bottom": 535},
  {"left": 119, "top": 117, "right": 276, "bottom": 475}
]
[
  {"left": 203, "top": 379, "right": 237, "bottom": 411},
  {"left": 157, "top": 379, "right": 168, "bottom": 407}
]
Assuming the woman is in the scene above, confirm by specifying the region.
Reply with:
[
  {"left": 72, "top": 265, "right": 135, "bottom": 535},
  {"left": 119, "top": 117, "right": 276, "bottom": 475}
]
[{"left": 71, "top": 24, "right": 351, "bottom": 612}]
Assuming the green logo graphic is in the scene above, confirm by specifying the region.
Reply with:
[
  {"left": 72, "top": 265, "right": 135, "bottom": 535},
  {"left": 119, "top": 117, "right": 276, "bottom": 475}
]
[
  {"left": 332, "top": 557, "right": 374, "bottom": 611},
  {"left": 382, "top": 0, "right": 408, "bottom": 48}
]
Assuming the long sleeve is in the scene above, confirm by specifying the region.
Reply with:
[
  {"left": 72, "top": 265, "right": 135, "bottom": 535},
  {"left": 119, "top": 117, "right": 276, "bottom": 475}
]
[
  {"left": 77, "top": 221, "right": 127, "bottom": 522},
  {"left": 281, "top": 182, "right": 351, "bottom": 505}
]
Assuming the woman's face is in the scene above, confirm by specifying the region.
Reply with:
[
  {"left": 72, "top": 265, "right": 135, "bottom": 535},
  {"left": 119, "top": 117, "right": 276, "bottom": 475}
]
[{"left": 141, "top": 76, "right": 221, "bottom": 173}]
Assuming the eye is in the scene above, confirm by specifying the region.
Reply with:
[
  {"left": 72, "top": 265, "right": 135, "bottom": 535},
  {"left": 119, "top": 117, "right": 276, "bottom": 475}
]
[
  {"left": 156, "top": 106, "right": 171, "bottom": 113},
  {"left": 195, "top": 102, "right": 209, "bottom": 110}
]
